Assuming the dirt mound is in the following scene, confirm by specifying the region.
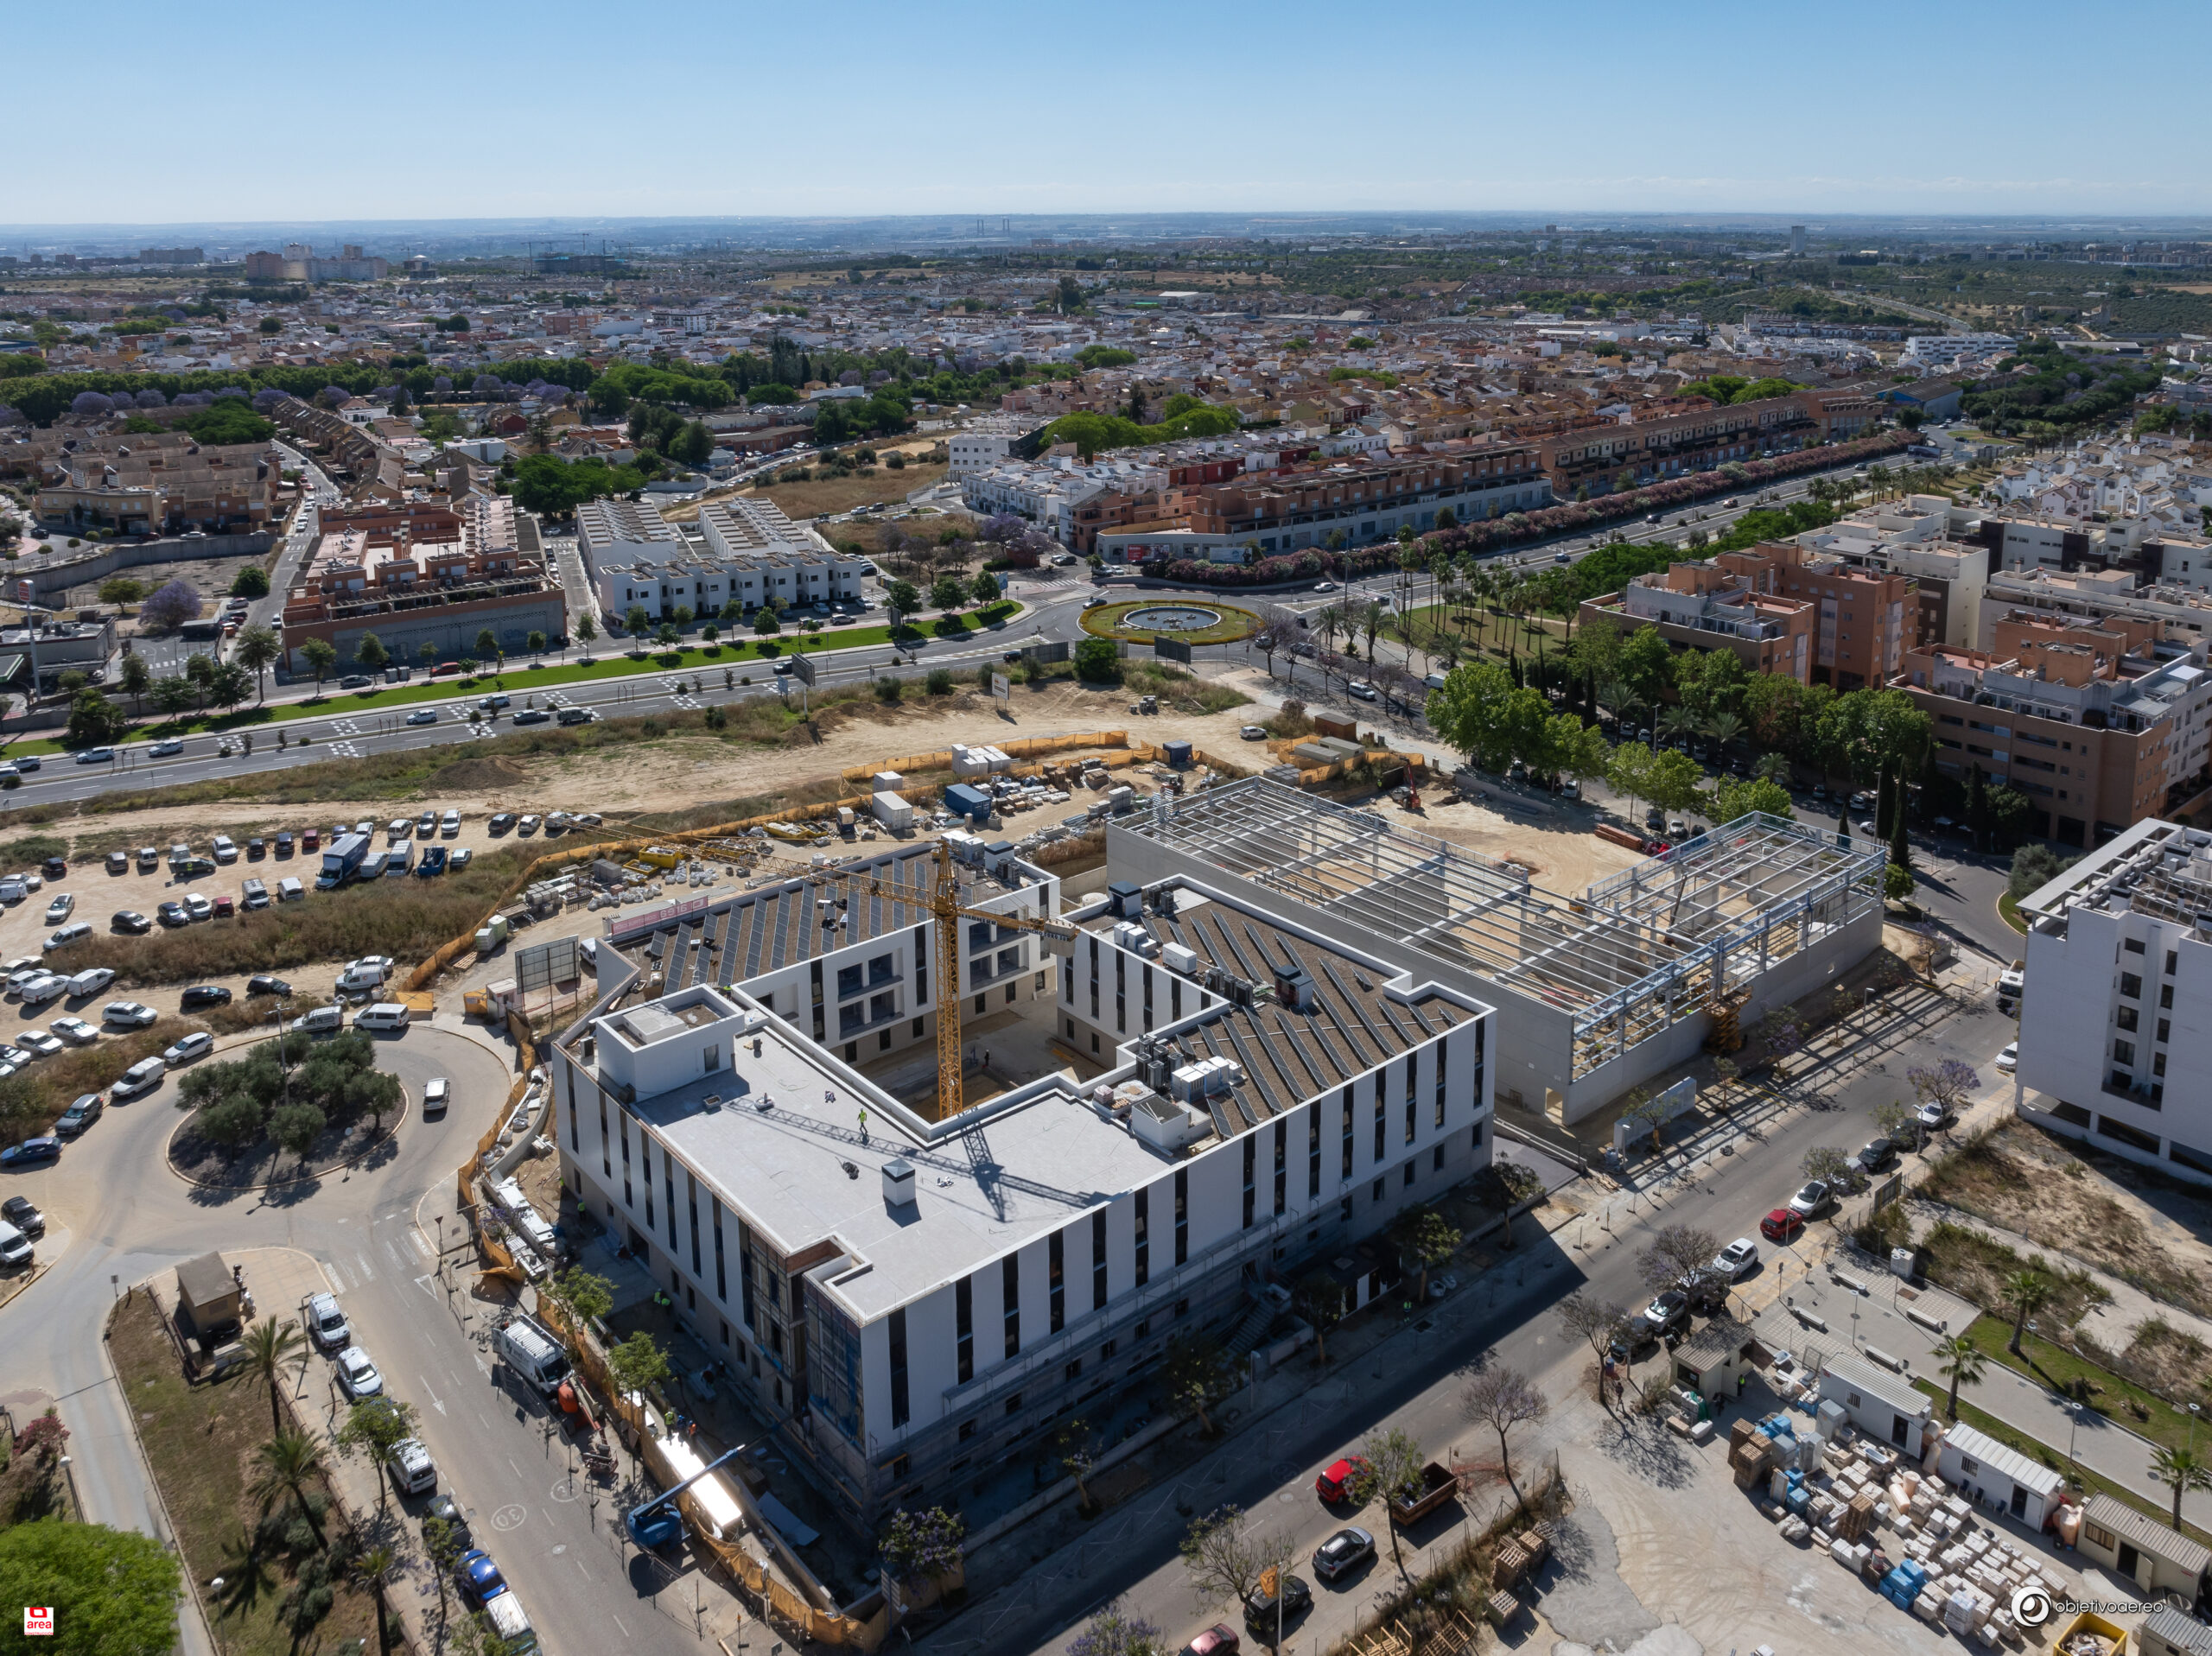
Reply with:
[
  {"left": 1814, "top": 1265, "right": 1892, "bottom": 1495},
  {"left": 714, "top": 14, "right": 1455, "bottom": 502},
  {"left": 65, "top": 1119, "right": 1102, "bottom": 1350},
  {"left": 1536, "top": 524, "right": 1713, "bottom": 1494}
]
[{"left": 429, "top": 755, "right": 534, "bottom": 793}]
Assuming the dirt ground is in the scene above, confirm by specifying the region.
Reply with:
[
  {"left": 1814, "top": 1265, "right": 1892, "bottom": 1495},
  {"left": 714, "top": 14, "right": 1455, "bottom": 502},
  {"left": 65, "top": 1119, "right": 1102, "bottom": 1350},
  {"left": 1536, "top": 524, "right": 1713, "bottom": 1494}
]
[
  {"left": 1366, "top": 790, "right": 1643, "bottom": 896},
  {"left": 1920, "top": 1118, "right": 2212, "bottom": 1323}
]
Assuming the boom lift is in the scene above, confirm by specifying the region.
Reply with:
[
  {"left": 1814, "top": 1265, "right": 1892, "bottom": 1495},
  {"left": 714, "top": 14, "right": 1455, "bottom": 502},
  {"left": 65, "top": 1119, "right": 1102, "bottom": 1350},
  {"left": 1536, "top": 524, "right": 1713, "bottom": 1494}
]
[{"left": 624, "top": 1443, "right": 747, "bottom": 1550}]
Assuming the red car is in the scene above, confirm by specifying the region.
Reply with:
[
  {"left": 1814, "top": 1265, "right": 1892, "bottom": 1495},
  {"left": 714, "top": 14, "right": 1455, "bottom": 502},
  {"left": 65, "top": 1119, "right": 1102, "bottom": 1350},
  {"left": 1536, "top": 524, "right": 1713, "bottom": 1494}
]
[
  {"left": 1759, "top": 1207, "right": 1804, "bottom": 1243},
  {"left": 1315, "top": 1455, "right": 1370, "bottom": 1504},
  {"left": 1178, "top": 1626, "right": 1239, "bottom": 1656}
]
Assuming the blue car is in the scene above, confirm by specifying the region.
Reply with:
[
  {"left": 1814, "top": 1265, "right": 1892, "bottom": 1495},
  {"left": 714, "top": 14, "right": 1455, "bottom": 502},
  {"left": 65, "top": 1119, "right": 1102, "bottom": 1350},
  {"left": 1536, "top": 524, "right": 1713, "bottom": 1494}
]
[
  {"left": 455, "top": 1549, "right": 505, "bottom": 1607},
  {"left": 0, "top": 1137, "right": 60, "bottom": 1169}
]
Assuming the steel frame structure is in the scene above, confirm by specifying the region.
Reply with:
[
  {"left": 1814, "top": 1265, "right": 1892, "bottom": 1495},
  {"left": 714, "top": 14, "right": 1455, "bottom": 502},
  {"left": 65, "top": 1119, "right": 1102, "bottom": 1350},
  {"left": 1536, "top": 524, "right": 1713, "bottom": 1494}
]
[{"left": 1123, "top": 781, "right": 1883, "bottom": 1077}]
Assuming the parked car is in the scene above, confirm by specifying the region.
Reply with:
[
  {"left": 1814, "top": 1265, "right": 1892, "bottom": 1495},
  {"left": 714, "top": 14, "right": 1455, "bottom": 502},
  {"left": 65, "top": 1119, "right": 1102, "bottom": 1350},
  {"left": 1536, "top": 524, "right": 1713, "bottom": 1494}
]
[
  {"left": 387, "top": 818, "right": 413, "bottom": 842},
  {"left": 518, "top": 815, "right": 542, "bottom": 834},
  {"left": 334, "top": 1346, "right": 383, "bottom": 1399},
  {"left": 1787, "top": 1180, "right": 1831, "bottom": 1219},
  {"left": 1759, "top": 1207, "right": 1805, "bottom": 1243},
  {"left": 0, "top": 1138, "right": 60, "bottom": 1169},
  {"left": 1346, "top": 680, "right": 1376, "bottom": 701},
  {"left": 111, "top": 910, "right": 150, "bottom": 934},
  {"left": 423, "top": 1077, "right": 450, "bottom": 1117},
  {"left": 180, "top": 986, "right": 232, "bottom": 1010},
  {"left": 1997, "top": 965, "right": 2024, "bottom": 999},
  {"left": 54, "top": 1094, "right": 101, "bottom": 1135},
  {"left": 18, "top": 1030, "right": 61, "bottom": 1058},
  {"left": 422, "top": 1493, "right": 474, "bottom": 1551},
  {"left": 105, "top": 851, "right": 128, "bottom": 875},
  {"left": 212, "top": 836, "right": 238, "bottom": 864},
  {"left": 50, "top": 1018, "right": 96, "bottom": 1046},
  {"left": 448, "top": 847, "right": 474, "bottom": 874},
  {"left": 1239, "top": 725, "right": 1268, "bottom": 740},
  {"left": 455, "top": 1548, "right": 505, "bottom": 1608},
  {"left": 488, "top": 813, "right": 517, "bottom": 834},
  {"left": 1312, "top": 1526, "right": 1376, "bottom": 1583},
  {"left": 245, "top": 976, "right": 291, "bottom": 999},
  {"left": 441, "top": 810, "right": 461, "bottom": 835},
  {"left": 1995, "top": 1041, "right": 2018, "bottom": 1073},
  {"left": 1177, "top": 1626, "right": 1239, "bottom": 1656},
  {"left": 1637, "top": 1289, "right": 1690, "bottom": 1339},
  {"left": 41, "top": 895, "right": 72, "bottom": 924},
  {"left": 1712, "top": 1237, "right": 1759, "bottom": 1280},
  {"left": 276, "top": 831, "right": 295, "bottom": 856},
  {"left": 1314, "top": 1456, "right": 1370, "bottom": 1504},
  {"left": 1855, "top": 1138, "right": 1896, "bottom": 1175},
  {"left": 182, "top": 894, "right": 213, "bottom": 923},
  {"left": 2, "top": 1197, "right": 45, "bottom": 1238},
  {"left": 156, "top": 902, "right": 188, "bottom": 928},
  {"left": 162, "top": 1032, "right": 215, "bottom": 1065},
  {"left": 104, "top": 1001, "right": 158, "bottom": 1029},
  {"left": 1243, "top": 1575, "right": 1312, "bottom": 1628}
]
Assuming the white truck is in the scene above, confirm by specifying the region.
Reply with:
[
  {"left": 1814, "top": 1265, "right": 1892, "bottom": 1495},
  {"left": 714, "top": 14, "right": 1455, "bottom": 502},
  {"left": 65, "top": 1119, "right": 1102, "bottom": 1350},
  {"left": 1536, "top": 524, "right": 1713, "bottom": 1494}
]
[{"left": 492, "top": 1313, "right": 569, "bottom": 1395}]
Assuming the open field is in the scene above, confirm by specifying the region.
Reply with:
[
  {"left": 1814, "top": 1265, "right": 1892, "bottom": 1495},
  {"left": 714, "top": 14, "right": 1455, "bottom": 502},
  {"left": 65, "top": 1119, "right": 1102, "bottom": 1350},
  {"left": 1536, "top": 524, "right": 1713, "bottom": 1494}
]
[
  {"left": 750, "top": 457, "right": 949, "bottom": 520},
  {"left": 108, "top": 1290, "right": 380, "bottom": 1656}
]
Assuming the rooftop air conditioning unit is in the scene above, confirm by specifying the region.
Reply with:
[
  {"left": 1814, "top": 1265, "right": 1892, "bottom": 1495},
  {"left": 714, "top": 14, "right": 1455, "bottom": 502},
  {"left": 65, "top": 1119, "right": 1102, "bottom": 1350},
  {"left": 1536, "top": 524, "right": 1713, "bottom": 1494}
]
[{"left": 882, "top": 1158, "right": 916, "bottom": 1209}]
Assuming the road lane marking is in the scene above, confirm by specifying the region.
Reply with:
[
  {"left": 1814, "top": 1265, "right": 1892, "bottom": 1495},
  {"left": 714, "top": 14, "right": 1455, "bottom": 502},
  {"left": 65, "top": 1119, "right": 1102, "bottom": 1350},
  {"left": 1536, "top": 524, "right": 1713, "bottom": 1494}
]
[
  {"left": 413, "top": 1274, "right": 437, "bottom": 1299},
  {"left": 321, "top": 1259, "right": 347, "bottom": 1291},
  {"left": 418, "top": 1374, "right": 446, "bottom": 1416},
  {"left": 355, "top": 1253, "right": 374, "bottom": 1281},
  {"left": 507, "top": 1456, "right": 524, "bottom": 1482},
  {"left": 613, "top": 1614, "right": 631, "bottom": 1638}
]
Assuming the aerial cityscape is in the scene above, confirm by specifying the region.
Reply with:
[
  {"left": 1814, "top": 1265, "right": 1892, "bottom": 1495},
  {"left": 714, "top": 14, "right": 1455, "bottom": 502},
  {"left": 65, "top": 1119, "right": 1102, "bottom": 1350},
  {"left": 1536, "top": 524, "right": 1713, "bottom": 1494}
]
[{"left": 7, "top": 6, "right": 2212, "bottom": 1656}]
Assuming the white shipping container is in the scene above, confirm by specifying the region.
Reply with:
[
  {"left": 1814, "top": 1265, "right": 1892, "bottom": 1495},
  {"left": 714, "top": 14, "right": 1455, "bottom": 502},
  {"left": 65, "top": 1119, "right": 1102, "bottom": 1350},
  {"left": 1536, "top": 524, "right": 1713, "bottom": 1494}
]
[{"left": 873, "top": 792, "right": 914, "bottom": 830}]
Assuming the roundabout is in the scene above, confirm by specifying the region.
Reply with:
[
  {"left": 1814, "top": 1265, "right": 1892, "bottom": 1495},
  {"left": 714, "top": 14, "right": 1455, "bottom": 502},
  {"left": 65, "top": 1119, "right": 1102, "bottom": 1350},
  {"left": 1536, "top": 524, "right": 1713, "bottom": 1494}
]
[{"left": 1079, "top": 599, "right": 1260, "bottom": 645}]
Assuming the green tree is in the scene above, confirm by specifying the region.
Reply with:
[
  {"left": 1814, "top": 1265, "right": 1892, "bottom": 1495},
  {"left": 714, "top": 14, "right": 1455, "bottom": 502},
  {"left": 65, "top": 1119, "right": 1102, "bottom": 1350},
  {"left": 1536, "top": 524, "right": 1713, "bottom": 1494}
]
[
  {"left": 474, "top": 628, "right": 499, "bottom": 661},
  {"left": 754, "top": 606, "right": 782, "bottom": 638},
  {"left": 65, "top": 690, "right": 130, "bottom": 747},
  {"left": 884, "top": 579, "right": 922, "bottom": 623},
  {"left": 879, "top": 1506, "right": 966, "bottom": 1591},
  {"left": 99, "top": 576, "right": 146, "bottom": 608},
  {"left": 575, "top": 611, "right": 597, "bottom": 652},
  {"left": 1643, "top": 748, "right": 1707, "bottom": 815},
  {"left": 270, "top": 1101, "right": 326, "bottom": 1168},
  {"left": 655, "top": 623, "right": 680, "bottom": 649},
  {"left": 624, "top": 605, "right": 651, "bottom": 638},
  {"left": 335, "top": 1394, "right": 421, "bottom": 1512},
  {"left": 300, "top": 637, "right": 338, "bottom": 692},
  {"left": 929, "top": 574, "right": 968, "bottom": 614},
  {"left": 117, "top": 650, "right": 152, "bottom": 714},
  {"left": 150, "top": 676, "right": 194, "bottom": 719},
  {"left": 1074, "top": 637, "right": 1121, "bottom": 683},
  {"left": 2150, "top": 1446, "right": 2212, "bottom": 1531},
  {"left": 230, "top": 565, "right": 272, "bottom": 599},
  {"left": 240, "top": 1317, "right": 308, "bottom": 1436},
  {"left": 1709, "top": 777, "right": 1795, "bottom": 824},
  {"left": 0, "top": 1520, "right": 182, "bottom": 1656},
  {"left": 1934, "top": 1334, "right": 1986, "bottom": 1421},
  {"left": 1616, "top": 625, "right": 1674, "bottom": 708},
  {"left": 970, "top": 569, "right": 1001, "bottom": 606},
  {"left": 543, "top": 1267, "right": 614, "bottom": 1354},
  {"left": 232, "top": 625, "right": 281, "bottom": 702},
  {"left": 1884, "top": 863, "right": 1915, "bottom": 904},
  {"left": 2005, "top": 1268, "right": 2055, "bottom": 1355},
  {"left": 208, "top": 661, "right": 252, "bottom": 713},
  {"left": 525, "top": 630, "right": 547, "bottom": 657},
  {"left": 1427, "top": 661, "right": 1546, "bottom": 774},
  {"left": 607, "top": 1330, "right": 671, "bottom": 1398},
  {"left": 355, "top": 633, "right": 390, "bottom": 673},
  {"left": 1674, "top": 648, "right": 1751, "bottom": 721},
  {"left": 1389, "top": 1205, "right": 1461, "bottom": 1301}
]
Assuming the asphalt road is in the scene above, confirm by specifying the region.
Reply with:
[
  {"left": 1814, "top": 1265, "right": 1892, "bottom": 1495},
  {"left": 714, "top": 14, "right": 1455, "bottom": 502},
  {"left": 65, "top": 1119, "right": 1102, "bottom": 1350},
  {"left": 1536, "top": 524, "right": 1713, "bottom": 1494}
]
[{"left": 0, "top": 1020, "right": 714, "bottom": 1656}]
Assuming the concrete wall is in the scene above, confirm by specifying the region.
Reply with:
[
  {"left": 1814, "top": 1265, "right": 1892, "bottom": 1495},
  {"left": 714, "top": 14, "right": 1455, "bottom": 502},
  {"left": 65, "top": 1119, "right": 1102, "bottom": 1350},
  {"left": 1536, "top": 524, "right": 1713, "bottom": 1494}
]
[{"left": 16, "top": 530, "right": 276, "bottom": 600}]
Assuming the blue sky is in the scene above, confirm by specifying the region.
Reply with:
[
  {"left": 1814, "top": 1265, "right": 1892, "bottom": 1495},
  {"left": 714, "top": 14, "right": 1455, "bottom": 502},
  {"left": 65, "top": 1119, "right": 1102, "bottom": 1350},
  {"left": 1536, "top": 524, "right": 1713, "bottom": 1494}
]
[{"left": 16, "top": 0, "right": 2210, "bottom": 224}]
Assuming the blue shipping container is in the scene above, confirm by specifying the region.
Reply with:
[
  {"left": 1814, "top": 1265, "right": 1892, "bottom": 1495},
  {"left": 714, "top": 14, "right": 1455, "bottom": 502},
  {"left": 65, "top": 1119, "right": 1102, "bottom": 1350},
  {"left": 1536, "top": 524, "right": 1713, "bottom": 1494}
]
[{"left": 945, "top": 784, "right": 993, "bottom": 820}]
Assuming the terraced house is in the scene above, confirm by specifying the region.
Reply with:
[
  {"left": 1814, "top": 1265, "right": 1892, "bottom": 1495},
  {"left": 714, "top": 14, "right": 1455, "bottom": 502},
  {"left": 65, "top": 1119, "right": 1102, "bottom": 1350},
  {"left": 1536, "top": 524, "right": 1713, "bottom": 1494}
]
[{"left": 1534, "top": 390, "right": 1878, "bottom": 498}]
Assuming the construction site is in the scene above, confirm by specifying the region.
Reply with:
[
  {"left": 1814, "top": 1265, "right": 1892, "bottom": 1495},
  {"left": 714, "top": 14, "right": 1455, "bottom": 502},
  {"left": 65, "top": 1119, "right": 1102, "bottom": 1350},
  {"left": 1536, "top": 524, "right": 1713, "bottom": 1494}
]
[{"left": 1107, "top": 779, "right": 1889, "bottom": 1123}]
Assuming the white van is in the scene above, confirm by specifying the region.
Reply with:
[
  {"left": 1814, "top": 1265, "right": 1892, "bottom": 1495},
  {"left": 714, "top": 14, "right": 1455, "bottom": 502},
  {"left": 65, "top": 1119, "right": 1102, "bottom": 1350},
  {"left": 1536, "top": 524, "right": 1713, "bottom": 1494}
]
[
  {"left": 277, "top": 877, "right": 305, "bottom": 903},
  {"left": 113, "top": 1056, "right": 167, "bottom": 1099},
  {"left": 480, "top": 1590, "right": 537, "bottom": 1654},
  {"left": 354, "top": 1002, "right": 410, "bottom": 1033},
  {"left": 386, "top": 1437, "right": 436, "bottom": 1496},
  {"left": 241, "top": 878, "right": 270, "bottom": 911},
  {"left": 66, "top": 967, "right": 115, "bottom": 998},
  {"left": 303, "top": 1291, "right": 349, "bottom": 1351},
  {"left": 289, "top": 1005, "right": 343, "bottom": 1035},
  {"left": 492, "top": 1314, "right": 569, "bottom": 1395}
]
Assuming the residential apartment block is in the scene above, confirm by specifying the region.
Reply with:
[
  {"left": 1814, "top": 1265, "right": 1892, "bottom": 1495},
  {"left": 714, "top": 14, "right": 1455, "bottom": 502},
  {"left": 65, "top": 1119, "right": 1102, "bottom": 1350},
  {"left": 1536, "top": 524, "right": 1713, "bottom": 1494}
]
[
  {"left": 22, "top": 431, "right": 276, "bottom": 536},
  {"left": 552, "top": 829, "right": 1495, "bottom": 1529},
  {"left": 1532, "top": 390, "right": 1875, "bottom": 499},
  {"left": 2014, "top": 818, "right": 2212, "bottom": 1184},
  {"left": 1581, "top": 541, "right": 1913, "bottom": 692},
  {"left": 1897, "top": 612, "right": 2212, "bottom": 847},
  {"left": 580, "top": 497, "right": 864, "bottom": 621},
  {"left": 279, "top": 492, "right": 567, "bottom": 671},
  {"left": 1093, "top": 446, "right": 1550, "bottom": 565}
]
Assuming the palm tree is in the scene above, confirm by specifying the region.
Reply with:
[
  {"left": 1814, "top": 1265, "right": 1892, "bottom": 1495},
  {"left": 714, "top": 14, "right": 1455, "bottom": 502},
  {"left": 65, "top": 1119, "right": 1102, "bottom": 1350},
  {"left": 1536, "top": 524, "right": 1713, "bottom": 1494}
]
[
  {"left": 232, "top": 625, "right": 281, "bottom": 704},
  {"left": 1753, "top": 751, "right": 1793, "bottom": 786},
  {"left": 250, "top": 1430, "right": 330, "bottom": 1545},
  {"left": 2005, "top": 1268, "right": 2056, "bottom": 1355},
  {"left": 1703, "top": 711, "right": 1745, "bottom": 752},
  {"left": 2151, "top": 1445, "right": 2212, "bottom": 1532},
  {"left": 353, "top": 1543, "right": 397, "bottom": 1656},
  {"left": 1934, "top": 1335, "right": 1986, "bottom": 1421},
  {"left": 241, "top": 1318, "right": 307, "bottom": 1436},
  {"left": 1658, "top": 706, "right": 1700, "bottom": 747}
]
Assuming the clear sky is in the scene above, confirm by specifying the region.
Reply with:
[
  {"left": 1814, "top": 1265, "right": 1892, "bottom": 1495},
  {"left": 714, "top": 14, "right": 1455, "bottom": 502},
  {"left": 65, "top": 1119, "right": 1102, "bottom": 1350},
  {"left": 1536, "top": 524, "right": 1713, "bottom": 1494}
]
[{"left": 16, "top": 0, "right": 2210, "bottom": 225}]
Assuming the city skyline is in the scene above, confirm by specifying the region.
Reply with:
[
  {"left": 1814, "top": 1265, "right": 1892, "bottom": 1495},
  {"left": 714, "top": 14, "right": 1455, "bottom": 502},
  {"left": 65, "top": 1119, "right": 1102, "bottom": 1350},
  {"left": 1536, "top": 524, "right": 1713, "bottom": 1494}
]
[{"left": 18, "top": 0, "right": 2212, "bottom": 223}]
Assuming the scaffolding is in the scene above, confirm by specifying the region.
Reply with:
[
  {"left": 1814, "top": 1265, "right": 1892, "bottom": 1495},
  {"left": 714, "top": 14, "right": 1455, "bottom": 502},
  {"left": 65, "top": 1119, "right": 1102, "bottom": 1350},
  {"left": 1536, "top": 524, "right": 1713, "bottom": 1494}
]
[{"left": 1120, "top": 780, "right": 1883, "bottom": 1078}]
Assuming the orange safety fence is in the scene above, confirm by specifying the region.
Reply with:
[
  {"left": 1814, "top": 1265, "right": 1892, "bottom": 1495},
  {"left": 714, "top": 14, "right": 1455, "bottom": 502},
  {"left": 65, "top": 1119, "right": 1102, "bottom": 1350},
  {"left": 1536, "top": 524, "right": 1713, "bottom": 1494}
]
[
  {"left": 453, "top": 1009, "right": 541, "bottom": 1285},
  {"left": 840, "top": 729, "right": 1130, "bottom": 783}
]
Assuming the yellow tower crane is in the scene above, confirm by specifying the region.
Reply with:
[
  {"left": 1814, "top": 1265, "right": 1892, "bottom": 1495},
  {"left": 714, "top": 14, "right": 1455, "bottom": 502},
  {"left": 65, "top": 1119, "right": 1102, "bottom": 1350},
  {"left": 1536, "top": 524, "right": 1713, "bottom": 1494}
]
[{"left": 810, "top": 839, "right": 1076, "bottom": 1122}]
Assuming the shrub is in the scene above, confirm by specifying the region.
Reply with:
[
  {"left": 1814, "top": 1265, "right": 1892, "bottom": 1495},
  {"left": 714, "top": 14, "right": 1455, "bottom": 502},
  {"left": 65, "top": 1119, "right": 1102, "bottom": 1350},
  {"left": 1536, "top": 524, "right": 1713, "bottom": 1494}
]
[
  {"left": 925, "top": 668, "right": 954, "bottom": 695},
  {"left": 1073, "top": 637, "right": 1121, "bottom": 683},
  {"left": 874, "top": 676, "right": 903, "bottom": 703}
]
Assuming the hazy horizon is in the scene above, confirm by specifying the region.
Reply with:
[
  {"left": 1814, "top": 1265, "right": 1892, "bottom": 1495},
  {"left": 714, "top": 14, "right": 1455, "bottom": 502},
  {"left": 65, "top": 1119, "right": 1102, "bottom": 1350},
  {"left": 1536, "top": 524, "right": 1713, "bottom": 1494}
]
[{"left": 17, "top": 0, "right": 2209, "bottom": 227}]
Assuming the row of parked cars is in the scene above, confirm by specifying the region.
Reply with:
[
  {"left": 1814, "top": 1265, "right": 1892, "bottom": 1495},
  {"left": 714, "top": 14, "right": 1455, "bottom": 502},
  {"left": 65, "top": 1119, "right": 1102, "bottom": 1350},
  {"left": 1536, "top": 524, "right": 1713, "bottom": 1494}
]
[{"left": 302, "top": 1290, "right": 538, "bottom": 1649}]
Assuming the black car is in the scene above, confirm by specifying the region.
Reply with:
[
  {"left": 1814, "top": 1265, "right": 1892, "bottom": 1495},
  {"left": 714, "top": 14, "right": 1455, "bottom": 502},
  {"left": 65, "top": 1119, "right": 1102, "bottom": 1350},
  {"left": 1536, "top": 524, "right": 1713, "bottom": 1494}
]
[
  {"left": 423, "top": 1492, "right": 473, "bottom": 1551},
  {"left": 112, "top": 910, "right": 150, "bottom": 934},
  {"left": 1312, "top": 1526, "right": 1376, "bottom": 1583},
  {"left": 511, "top": 708, "right": 550, "bottom": 725},
  {"left": 245, "top": 976, "right": 291, "bottom": 999},
  {"left": 180, "top": 985, "right": 233, "bottom": 1010},
  {"left": 276, "top": 832, "right": 295, "bottom": 857},
  {"left": 246, "top": 838, "right": 266, "bottom": 860},
  {"left": 1, "top": 1196, "right": 44, "bottom": 1238},
  {"left": 1855, "top": 1138, "right": 1897, "bottom": 1176},
  {"left": 156, "top": 902, "right": 188, "bottom": 928},
  {"left": 1243, "top": 1574, "right": 1313, "bottom": 1629},
  {"left": 41, "top": 858, "right": 65, "bottom": 881},
  {"left": 487, "top": 813, "right": 517, "bottom": 835}
]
